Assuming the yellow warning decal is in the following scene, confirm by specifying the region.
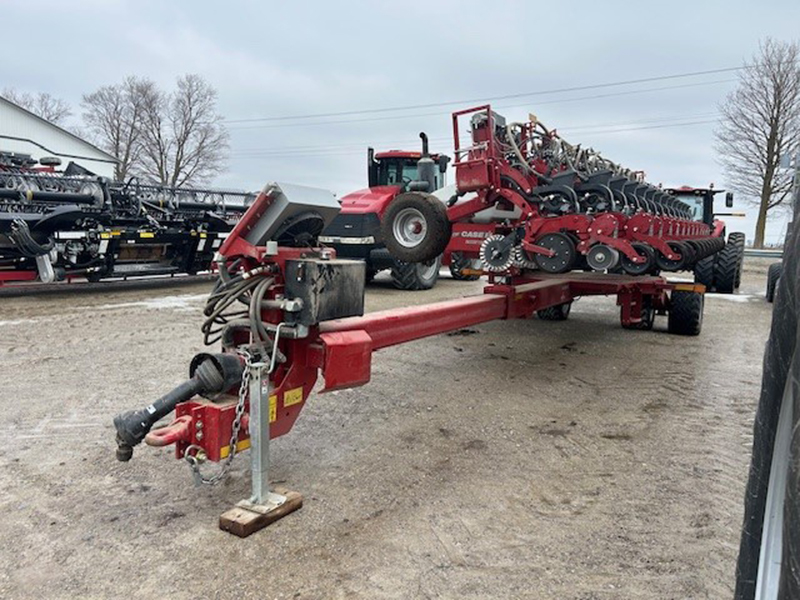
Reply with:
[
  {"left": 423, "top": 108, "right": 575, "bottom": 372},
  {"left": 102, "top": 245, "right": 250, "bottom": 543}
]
[
  {"left": 100, "top": 233, "right": 111, "bottom": 239},
  {"left": 139, "top": 232, "right": 155, "bottom": 238},
  {"left": 111, "top": 231, "right": 121, "bottom": 236},
  {"left": 219, "top": 438, "right": 250, "bottom": 459},
  {"left": 269, "top": 394, "right": 277, "bottom": 423},
  {"left": 283, "top": 387, "right": 303, "bottom": 407},
  {"left": 199, "top": 232, "right": 207, "bottom": 238}
]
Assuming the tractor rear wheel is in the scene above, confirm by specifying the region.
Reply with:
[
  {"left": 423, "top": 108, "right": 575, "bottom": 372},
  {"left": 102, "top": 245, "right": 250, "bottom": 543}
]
[
  {"left": 729, "top": 232, "right": 746, "bottom": 288},
  {"left": 391, "top": 256, "right": 441, "bottom": 291},
  {"left": 382, "top": 192, "right": 451, "bottom": 263},
  {"left": 766, "top": 263, "right": 783, "bottom": 303},
  {"left": 537, "top": 302, "right": 572, "bottom": 321},
  {"left": 714, "top": 237, "right": 743, "bottom": 293},
  {"left": 667, "top": 289, "right": 704, "bottom": 335},
  {"left": 694, "top": 255, "right": 716, "bottom": 290},
  {"left": 449, "top": 252, "right": 481, "bottom": 281}
]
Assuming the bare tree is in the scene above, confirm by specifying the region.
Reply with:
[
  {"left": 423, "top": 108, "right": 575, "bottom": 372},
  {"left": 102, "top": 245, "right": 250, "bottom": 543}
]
[
  {"left": 2, "top": 88, "right": 72, "bottom": 125},
  {"left": 138, "top": 74, "right": 229, "bottom": 187},
  {"left": 81, "top": 77, "right": 156, "bottom": 181},
  {"left": 715, "top": 39, "right": 800, "bottom": 248}
]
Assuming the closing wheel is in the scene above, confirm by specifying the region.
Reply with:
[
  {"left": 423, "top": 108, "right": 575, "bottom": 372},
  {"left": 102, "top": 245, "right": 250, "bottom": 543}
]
[
  {"left": 537, "top": 301, "right": 572, "bottom": 321},
  {"left": 533, "top": 233, "right": 577, "bottom": 273},
  {"left": 656, "top": 241, "right": 686, "bottom": 272},
  {"left": 620, "top": 243, "right": 655, "bottom": 276},
  {"left": 381, "top": 192, "right": 451, "bottom": 263},
  {"left": 391, "top": 256, "right": 441, "bottom": 291},
  {"left": 667, "top": 289, "right": 703, "bottom": 335}
]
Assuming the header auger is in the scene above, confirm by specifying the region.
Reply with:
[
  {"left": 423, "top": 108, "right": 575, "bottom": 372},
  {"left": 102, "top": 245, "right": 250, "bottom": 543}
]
[{"left": 381, "top": 105, "right": 735, "bottom": 280}]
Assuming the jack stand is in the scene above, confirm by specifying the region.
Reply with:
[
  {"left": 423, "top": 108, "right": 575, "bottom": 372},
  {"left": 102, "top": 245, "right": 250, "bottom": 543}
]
[{"left": 219, "top": 361, "right": 303, "bottom": 537}]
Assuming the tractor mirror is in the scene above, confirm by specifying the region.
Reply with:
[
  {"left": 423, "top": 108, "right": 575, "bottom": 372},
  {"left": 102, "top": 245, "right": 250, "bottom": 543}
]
[
  {"left": 725, "top": 192, "right": 734, "bottom": 208},
  {"left": 438, "top": 155, "right": 450, "bottom": 173}
]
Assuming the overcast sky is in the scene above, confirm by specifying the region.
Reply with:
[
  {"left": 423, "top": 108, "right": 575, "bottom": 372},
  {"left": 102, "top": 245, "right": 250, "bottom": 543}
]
[{"left": 4, "top": 0, "right": 800, "bottom": 243}]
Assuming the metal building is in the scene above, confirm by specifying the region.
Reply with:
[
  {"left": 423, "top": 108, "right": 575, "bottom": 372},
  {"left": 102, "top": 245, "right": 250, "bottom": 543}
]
[{"left": 0, "top": 96, "right": 116, "bottom": 177}]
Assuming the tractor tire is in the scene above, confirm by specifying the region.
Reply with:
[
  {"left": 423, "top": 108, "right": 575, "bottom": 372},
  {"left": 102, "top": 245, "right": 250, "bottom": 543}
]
[
  {"left": 449, "top": 252, "right": 481, "bottom": 281},
  {"left": 714, "top": 239, "right": 742, "bottom": 294},
  {"left": 667, "top": 290, "right": 704, "bottom": 336},
  {"left": 729, "top": 232, "right": 746, "bottom": 288},
  {"left": 381, "top": 192, "right": 451, "bottom": 263},
  {"left": 391, "top": 256, "right": 441, "bottom": 291},
  {"left": 694, "top": 255, "right": 716, "bottom": 290},
  {"left": 766, "top": 263, "right": 783, "bottom": 303},
  {"left": 734, "top": 223, "right": 799, "bottom": 598},
  {"left": 537, "top": 302, "right": 572, "bottom": 321}
]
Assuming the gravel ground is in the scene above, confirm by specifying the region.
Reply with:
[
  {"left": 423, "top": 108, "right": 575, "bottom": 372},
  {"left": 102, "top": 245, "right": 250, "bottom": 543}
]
[{"left": 0, "top": 258, "right": 777, "bottom": 599}]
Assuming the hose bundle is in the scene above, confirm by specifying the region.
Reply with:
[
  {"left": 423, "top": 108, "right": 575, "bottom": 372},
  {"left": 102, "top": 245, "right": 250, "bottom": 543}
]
[
  {"left": 201, "top": 259, "right": 278, "bottom": 355},
  {"left": 9, "top": 219, "right": 54, "bottom": 258}
]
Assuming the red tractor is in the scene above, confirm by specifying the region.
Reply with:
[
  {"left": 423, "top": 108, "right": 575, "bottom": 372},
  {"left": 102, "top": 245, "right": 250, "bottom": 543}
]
[
  {"left": 665, "top": 185, "right": 745, "bottom": 293},
  {"left": 319, "top": 134, "right": 481, "bottom": 290}
]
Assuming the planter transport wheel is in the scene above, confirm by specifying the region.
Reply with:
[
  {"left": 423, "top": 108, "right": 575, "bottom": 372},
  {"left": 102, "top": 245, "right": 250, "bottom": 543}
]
[
  {"left": 537, "top": 301, "right": 572, "bottom": 321},
  {"left": 667, "top": 289, "right": 704, "bottom": 335}
]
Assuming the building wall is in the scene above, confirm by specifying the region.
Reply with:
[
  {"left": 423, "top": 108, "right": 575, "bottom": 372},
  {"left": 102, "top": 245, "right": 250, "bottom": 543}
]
[{"left": 0, "top": 99, "right": 116, "bottom": 179}]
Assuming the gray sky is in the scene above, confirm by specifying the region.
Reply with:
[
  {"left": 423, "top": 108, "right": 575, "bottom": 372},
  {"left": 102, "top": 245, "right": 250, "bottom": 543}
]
[{"left": 5, "top": 0, "right": 800, "bottom": 243}]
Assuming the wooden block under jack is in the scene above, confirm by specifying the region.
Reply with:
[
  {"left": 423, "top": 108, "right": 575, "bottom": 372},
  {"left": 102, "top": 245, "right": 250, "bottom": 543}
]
[{"left": 219, "top": 487, "right": 303, "bottom": 537}]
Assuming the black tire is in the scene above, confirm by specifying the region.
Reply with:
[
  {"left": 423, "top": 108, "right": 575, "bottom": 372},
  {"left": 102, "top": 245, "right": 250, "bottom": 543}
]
[
  {"left": 537, "top": 301, "right": 572, "bottom": 321},
  {"left": 449, "top": 252, "right": 480, "bottom": 281},
  {"left": 766, "top": 263, "right": 783, "bottom": 303},
  {"left": 714, "top": 239, "right": 742, "bottom": 294},
  {"left": 621, "top": 300, "right": 655, "bottom": 330},
  {"left": 729, "top": 232, "right": 746, "bottom": 288},
  {"left": 667, "top": 290, "right": 703, "bottom": 335},
  {"left": 694, "top": 255, "right": 716, "bottom": 290},
  {"left": 735, "top": 223, "right": 799, "bottom": 598},
  {"left": 391, "top": 256, "right": 441, "bottom": 291},
  {"left": 381, "top": 192, "right": 451, "bottom": 263}
]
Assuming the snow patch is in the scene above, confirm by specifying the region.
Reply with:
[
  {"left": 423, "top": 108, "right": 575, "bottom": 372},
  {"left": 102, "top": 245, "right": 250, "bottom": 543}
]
[
  {"left": 90, "top": 293, "right": 207, "bottom": 311},
  {"left": 706, "top": 293, "right": 758, "bottom": 303},
  {"left": 0, "top": 318, "right": 36, "bottom": 327}
]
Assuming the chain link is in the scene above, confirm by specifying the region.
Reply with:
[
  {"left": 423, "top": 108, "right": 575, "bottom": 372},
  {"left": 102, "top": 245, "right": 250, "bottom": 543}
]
[{"left": 184, "top": 349, "right": 257, "bottom": 485}]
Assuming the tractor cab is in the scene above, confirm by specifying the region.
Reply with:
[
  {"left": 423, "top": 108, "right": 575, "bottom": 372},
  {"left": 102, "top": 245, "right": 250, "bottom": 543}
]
[
  {"left": 367, "top": 147, "right": 449, "bottom": 193},
  {"left": 666, "top": 186, "right": 734, "bottom": 225}
]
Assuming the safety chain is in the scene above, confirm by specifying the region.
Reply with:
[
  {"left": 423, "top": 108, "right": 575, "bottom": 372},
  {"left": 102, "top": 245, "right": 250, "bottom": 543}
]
[{"left": 184, "top": 349, "right": 257, "bottom": 485}]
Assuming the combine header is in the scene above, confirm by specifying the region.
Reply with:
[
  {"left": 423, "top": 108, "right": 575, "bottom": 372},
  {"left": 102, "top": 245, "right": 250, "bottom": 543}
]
[
  {"left": 113, "top": 113, "right": 718, "bottom": 534},
  {"left": 0, "top": 151, "right": 255, "bottom": 285}
]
